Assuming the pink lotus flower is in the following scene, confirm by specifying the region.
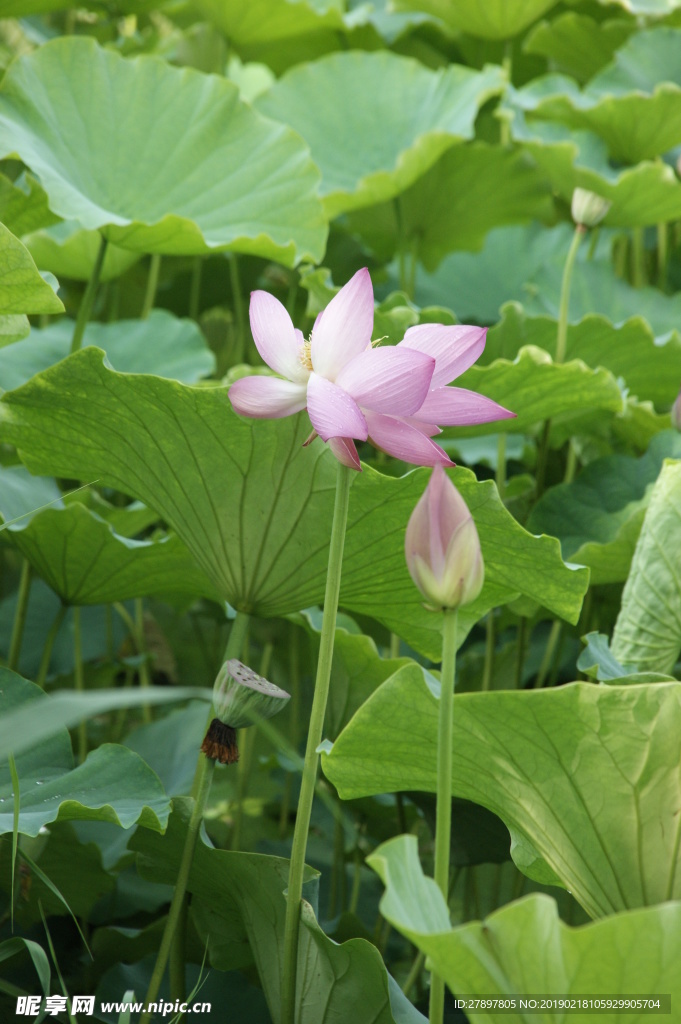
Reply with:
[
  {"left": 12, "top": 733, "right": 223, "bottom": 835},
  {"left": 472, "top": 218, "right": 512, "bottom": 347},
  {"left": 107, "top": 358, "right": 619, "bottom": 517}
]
[
  {"left": 405, "top": 464, "right": 484, "bottom": 611},
  {"left": 229, "top": 268, "right": 514, "bottom": 470}
]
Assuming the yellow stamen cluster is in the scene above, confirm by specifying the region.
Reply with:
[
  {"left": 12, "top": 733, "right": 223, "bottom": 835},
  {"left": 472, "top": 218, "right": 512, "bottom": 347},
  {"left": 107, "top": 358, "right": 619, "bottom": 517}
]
[{"left": 300, "top": 338, "right": 313, "bottom": 371}]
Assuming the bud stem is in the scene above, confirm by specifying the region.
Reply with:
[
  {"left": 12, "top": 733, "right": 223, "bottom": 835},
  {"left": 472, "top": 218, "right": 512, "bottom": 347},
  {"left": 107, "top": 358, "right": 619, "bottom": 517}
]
[
  {"left": 281, "top": 460, "right": 353, "bottom": 1024},
  {"left": 140, "top": 610, "right": 249, "bottom": 1024},
  {"left": 429, "top": 606, "right": 458, "bottom": 1024}
]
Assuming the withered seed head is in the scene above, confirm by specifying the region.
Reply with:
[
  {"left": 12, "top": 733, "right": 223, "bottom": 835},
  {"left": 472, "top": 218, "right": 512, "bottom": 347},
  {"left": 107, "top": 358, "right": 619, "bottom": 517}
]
[{"left": 200, "top": 718, "right": 239, "bottom": 764}]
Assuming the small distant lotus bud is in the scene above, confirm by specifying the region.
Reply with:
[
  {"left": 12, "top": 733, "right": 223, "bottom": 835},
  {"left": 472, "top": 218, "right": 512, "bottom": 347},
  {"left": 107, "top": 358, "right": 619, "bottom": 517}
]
[
  {"left": 405, "top": 465, "right": 484, "bottom": 611},
  {"left": 672, "top": 387, "right": 681, "bottom": 431},
  {"left": 201, "top": 659, "right": 290, "bottom": 764},
  {"left": 571, "top": 187, "right": 611, "bottom": 229}
]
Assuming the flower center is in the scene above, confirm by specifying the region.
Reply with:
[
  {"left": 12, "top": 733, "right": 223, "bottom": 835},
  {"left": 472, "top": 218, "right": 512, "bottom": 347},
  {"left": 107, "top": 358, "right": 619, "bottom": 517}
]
[{"left": 299, "top": 339, "right": 313, "bottom": 372}]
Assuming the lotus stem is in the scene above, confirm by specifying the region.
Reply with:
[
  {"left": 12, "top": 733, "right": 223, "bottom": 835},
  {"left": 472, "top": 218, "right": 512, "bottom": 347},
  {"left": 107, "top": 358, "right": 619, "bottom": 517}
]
[
  {"left": 281, "top": 460, "right": 353, "bottom": 1024},
  {"left": 36, "top": 603, "right": 67, "bottom": 687},
  {"left": 141, "top": 252, "right": 161, "bottom": 319},
  {"left": 140, "top": 611, "right": 249, "bottom": 1024},
  {"left": 429, "top": 606, "right": 458, "bottom": 1024},
  {"left": 73, "top": 606, "right": 87, "bottom": 763},
  {"left": 8, "top": 559, "right": 32, "bottom": 672},
  {"left": 70, "top": 234, "right": 107, "bottom": 354}
]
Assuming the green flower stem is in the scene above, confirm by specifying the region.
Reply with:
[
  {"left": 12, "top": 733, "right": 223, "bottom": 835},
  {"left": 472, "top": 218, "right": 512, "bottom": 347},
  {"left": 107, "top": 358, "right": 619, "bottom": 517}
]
[
  {"left": 631, "top": 226, "right": 646, "bottom": 289},
  {"left": 141, "top": 252, "right": 161, "bottom": 319},
  {"left": 36, "top": 604, "right": 67, "bottom": 687},
  {"left": 141, "top": 611, "right": 249, "bottom": 1024},
  {"left": 429, "top": 606, "right": 458, "bottom": 1024},
  {"left": 73, "top": 606, "right": 87, "bottom": 763},
  {"left": 536, "top": 224, "right": 583, "bottom": 498},
  {"left": 70, "top": 234, "right": 108, "bottom": 354},
  {"left": 189, "top": 256, "right": 203, "bottom": 321},
  {"left": 8, "top": 559, "right": 32, "bottom": 672},
  {"left": 281, "top": 460, "right": 353, "bottom": 1024},
  {"left": 279, "top": 628, "right": 301, "bottom": 838},
  {"left": 135, "top": 598, "right": 152, "bottom": 724},
  {"left": 228, "top": 254, "right": 245, "bottom": 363},
  {"left": 657, "top": 222, "right": 668, "bottom": 290},
  {"left": 231, "top": 641, "right": 274, "bottom": 851},
  {"left": 555, "top": 225, "right": 583, "bottom": 366}
]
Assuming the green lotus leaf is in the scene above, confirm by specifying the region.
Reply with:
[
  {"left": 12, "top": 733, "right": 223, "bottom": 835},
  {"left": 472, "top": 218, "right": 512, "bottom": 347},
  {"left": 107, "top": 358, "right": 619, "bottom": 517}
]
[
  {"left": 578, "top": 632, "right": 675, "bottom": 684},
  {"left": 523, "top": 13, "right": 634, "bottom": 84},
  {"left": 528, "top": 432, "right": 681, "bottom": 584},
  {"left": 502, "top": 96, "right": 681, "bottom": 226},
  {"left": 612, "top": 459, "right": 681, "bottom": 674},
  {"left": 196, "top": 0, "right": 346, "bottom": 49},
  {"left": 510, "top": 29, "right": 681, "bottom": 162},
  {"left": 24, "top": 221, "right": 142, "bottom": 283},
  {"left": 0, "top": 37, "right": 326, "bottom": 264},
  {"left": 427, "top": 223, "right": 681, "bottom": 334},
  {"left": 0, "top": 670, "right": 170, "bottom": 837},
  {"left": 132, "top": 798, "right": 424, "bottom": 1024},
  {"left": 0, "top": 0, "right": 158, "bottom": 11},
  {"left": 256, "top": 52, "right": 505, "bottom": 217},
  {"left": 323, "top": 664, "right": 681, "bottom": 917},
  {"left": 0, "top": 314, "right": 29, "bottom": 347},
  {"left": 369, "top": 835, "right": 681, "bottom": 1024},
  {"left": 0, "top": 222, "right": 63, "bottom": 315},
  {"left": 486, "top": 303, "right": 681, "bottom": 407},
  {"left": 448, "top": 346, "right": 622, "bottom": 439},
  {"left": 349, "top": 143, "right": 553, "bottom": 270},
  {"left": 0, "top": 310, "right": 215, "bottom": 392},
  {"left": 0, "top": 171, "right": 60, "bottom": 238},
  {"left": 391, "top": 0, "right": 560, "bottom": 40},
  {"left": 0, "top": 348, "right": 587, "bottom": 658},
  {"left": 0, "top": 467, "right": 218, "bottom": 606}
]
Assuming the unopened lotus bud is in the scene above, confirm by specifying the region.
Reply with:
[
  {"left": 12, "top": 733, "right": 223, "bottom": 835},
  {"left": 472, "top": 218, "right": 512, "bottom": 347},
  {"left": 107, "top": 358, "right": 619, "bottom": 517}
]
[
  {"left": 405, "top": 465, "right": 484, "bottom": 611},
  {"left": 672, "top": 387, "right": 681, "bottom": 431},
  {"left": 571, "top": 187, "right": 611, "bottom": 229},
  {"left": 201, "top": 659, "right": 290, "bottom": 764}
]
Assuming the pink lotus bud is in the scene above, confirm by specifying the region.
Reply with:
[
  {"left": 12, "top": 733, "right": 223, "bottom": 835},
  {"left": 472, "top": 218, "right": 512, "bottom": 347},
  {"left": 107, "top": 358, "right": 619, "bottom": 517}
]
[
  {"left": 405, "top": 465, "right": 484, "bottom": 611},
  {"left": 672, "top": 387, "right": 681, "bottom": 432}
]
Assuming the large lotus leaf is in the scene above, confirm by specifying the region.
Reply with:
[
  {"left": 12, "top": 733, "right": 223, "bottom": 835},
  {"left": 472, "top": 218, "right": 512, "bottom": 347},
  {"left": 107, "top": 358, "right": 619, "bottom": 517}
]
[
  {"left": 0, "top": 0, "right": 159, "bottom": 11},
  {"left": 0, "top": 348, "right": 588, "bottom": 659},
  {"left": 528, "top": 432, "right": 681, "bottom": 584},
  {"left": 0, "top": 171, "right": 60, "bottom": 237},
  {"left": 0, "top": 315, "right": 29, "bottom": 348},
  {"left": 369, "top": 836, "right": 681, "bottom": 1024},
  {"left": 0, "top": 38, "right": 326, "bottom": 264},
  {"left": 612, "top": 460, "right": 681, "bottom": 674},
  {"left": 433, "top": 223, "right": 681, "bottom": 337},
  {"left": 486, "top": 303, "right": 681, "bottom": 407},
  {"left": 502, "top": 98, "right": 681, "bottom": 226},
  {"left": 0, "top": 310, "right": 215, "bottom": 392},
  {"left": 132, "top": 798, "right": 424, "bottom": 1024},
  {"left": 446, "top": 346, "right": 622, "bottom": 439},
  {"left": 578, "top": 632, "right": 675, "bottom": 686},
  {"left": 350, "top": 143, "right": 553, "bottom": 270},
  {"left": 196, "top": 0, "right": 346, "bottom": 48},
  {"left": 0, "top": 222, "right": 63, "bottom": 315},
  {"left": 1, "top": 507, "right": 218, "bottom": 607},
  {"left": 392, "top": 0, "right": 560, "bottom": 40},
  {"left": 0, "top": 678, "right": 214, "bottom": 763},
  {"left": 523, "top": 13, "right": 633, "bottom": 83},
  {"left": 0, "top": 670, "right": 170, "bottom": 837},
  {"left": 295, "top": 614, "right": 413, "bottom": 738},
  {"left": 323, "top": 664, "right": 681, "bottom": 917},
  {"left": 25, "top": 221, "right": 142, "bottom": 283},
  {"left": 511, "top": 29, "right": 681, "bottom": 162},
  {"left": 255, "top": 52, "right": 505, "bottom": 218},
  {"left": 410, "top": 223, "right": 570, "bottom": 323}
]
